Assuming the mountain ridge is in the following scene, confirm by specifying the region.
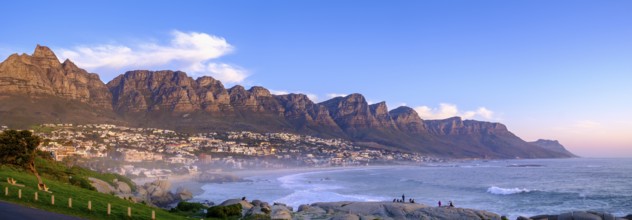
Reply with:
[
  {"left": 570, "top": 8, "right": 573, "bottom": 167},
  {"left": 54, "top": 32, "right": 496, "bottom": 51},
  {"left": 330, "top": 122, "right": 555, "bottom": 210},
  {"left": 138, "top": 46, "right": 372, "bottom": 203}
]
[{"left": 0, "top": 45, "right": 575, "bottom": 159}]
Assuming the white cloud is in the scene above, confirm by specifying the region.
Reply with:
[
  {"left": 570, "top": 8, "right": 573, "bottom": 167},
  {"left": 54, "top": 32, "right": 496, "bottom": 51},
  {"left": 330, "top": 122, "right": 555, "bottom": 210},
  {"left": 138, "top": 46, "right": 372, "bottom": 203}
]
[
  {"left": 57, "top": 30, "right": 248, "bottom": 84},
  {"left": 327, "top": 93, "right": 347, "bottom": 99},
  {"left": 269, "top": 90, "right": 289, "bottom": 95},
  {"left": 204, "top": 63, "right": 248, "bottom": 84},
  {"left": 414, "top": 103, "right": 495, "bottom": 120}
]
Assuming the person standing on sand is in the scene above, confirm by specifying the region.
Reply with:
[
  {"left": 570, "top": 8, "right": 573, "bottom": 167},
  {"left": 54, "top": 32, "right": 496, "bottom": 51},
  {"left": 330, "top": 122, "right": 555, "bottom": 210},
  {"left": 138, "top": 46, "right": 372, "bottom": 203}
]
[
  {"left": 449, "top": 201, "right": 454, "bottom": 207},
  {"left": 438, "top": 201, "right": 442, "bottom": 207},
  {"left": 402, "top": 194, "right": 405, "bottom": 202}
]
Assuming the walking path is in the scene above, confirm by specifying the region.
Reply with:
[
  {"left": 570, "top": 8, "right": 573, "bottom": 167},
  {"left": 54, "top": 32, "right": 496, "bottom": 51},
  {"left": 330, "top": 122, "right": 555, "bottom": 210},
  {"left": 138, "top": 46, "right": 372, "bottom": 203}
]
[{"left": 0, "top": 201, "right": 84, "bottom": 220}]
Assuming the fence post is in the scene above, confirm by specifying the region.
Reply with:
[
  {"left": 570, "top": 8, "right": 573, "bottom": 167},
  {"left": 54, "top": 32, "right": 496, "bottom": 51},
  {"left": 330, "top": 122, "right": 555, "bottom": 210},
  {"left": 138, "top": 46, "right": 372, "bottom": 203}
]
[
  {"left": 107, "top": 203, "right": 111, "bottom": 215},
  {"left": 4, "top": 187, "right": 7, "bottom": 196},
  {"left": 152, "top": 210, "right": 156, "bottom": 220},
  {"left": 34, "top": 192, "right": 38, "bottom": 201},
  {"left": 127, "top": 207, "right": 131, "bottom": 217},
  {"left": 51, "top": 195, "right": 55, "bottom": 205},
  {"left": 18, "top": 189, "right": 21, "bottom": 199},
  {"left": 68, "top": 198, "right": 72, "bottom": 208},
  {"left": 88, "top": 201, "right": 92, "bottom": 211}
]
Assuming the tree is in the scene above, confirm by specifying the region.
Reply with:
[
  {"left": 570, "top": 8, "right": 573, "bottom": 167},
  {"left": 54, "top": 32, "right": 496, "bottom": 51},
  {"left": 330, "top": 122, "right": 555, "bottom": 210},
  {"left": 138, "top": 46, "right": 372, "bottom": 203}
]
[{"left": 0, "top": 130, "right": 43, "bottom": 185}]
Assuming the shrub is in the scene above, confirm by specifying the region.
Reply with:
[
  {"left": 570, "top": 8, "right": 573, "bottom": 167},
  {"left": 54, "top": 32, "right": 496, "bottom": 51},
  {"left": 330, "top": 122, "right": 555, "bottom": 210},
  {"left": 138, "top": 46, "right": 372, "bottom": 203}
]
[
  {"left": 207, "top": 203, "right": 242, "bottom": 218},
  {"left": 172, "top": 201, "right": 206, "bottom": 213}
]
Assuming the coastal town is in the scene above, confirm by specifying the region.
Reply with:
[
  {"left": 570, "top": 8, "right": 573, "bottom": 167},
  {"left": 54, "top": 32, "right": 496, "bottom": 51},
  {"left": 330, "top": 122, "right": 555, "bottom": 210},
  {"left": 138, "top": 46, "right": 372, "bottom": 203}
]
[{"left": 0, "top": 124, "right": 442, "bottom": 178}]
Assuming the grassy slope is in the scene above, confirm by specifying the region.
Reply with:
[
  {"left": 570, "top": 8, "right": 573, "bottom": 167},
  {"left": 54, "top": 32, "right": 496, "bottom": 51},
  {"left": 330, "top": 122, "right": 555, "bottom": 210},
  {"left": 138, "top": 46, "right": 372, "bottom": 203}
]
[{"left": 0, "top": 165, "right": 188, "bottom": 220}]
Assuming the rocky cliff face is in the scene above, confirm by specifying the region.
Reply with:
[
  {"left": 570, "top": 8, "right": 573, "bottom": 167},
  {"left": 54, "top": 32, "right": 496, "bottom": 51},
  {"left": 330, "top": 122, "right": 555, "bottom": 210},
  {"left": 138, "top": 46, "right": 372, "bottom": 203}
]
[
  {"left": 320, "top": 94, "right": 399, "bottom": 133},
  {"left": 425, "top": 117, "right": 509, "bottom": 136},
  {"left": 0, "top": 45, "right": 576, "bottom": 159},
  {"left": 0, "top": 45, "right": 112, "bottom": 109},
  {"left": 389, "top": 106, "right": 426, "bottom": 133}
]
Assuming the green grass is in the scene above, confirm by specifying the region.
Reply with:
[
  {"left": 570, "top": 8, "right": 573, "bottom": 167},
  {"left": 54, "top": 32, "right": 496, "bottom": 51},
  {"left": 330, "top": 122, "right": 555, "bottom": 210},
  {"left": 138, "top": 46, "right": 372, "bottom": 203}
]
[
  {"left": 34, "top": 157, "right": 136, "bottom": 192},
  {"left": 0, "top": 165, "right": 188, "bottom": 220}
]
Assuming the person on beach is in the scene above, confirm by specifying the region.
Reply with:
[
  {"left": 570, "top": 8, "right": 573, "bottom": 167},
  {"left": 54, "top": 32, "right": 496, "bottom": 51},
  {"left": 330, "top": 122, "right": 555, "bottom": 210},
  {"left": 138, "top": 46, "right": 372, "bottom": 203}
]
[
  {"left": 393, "top": 199, "right": 396, "bottom": 203},
  {"left": 402, "top": 194, "right": 405, "bottom": 202},
  {"left": 411, "top": 199, "right": 415, "bottom": 203},
  {"left": 438, "top": 201, "right": 442, "bottom": 207},
  {"left": 449, "top": 201, "right": 454, "bottom": 207}
]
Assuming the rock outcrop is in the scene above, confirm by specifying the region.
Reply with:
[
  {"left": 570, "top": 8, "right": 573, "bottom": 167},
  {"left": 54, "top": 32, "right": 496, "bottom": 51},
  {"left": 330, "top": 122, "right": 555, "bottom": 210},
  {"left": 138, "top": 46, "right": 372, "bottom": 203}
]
[
  {"left": 135, "top": 179, "right": 191, "bottom": 207},
  {"left": 294, "top": 201, "right": 500, "bottom": 220}
]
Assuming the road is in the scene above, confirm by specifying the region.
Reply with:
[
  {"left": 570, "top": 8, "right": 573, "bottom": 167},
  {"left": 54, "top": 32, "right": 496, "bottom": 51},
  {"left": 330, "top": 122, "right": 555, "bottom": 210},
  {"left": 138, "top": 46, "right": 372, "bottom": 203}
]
[{"left": 0, "top": 201, "right": 84, "bottom": 220}]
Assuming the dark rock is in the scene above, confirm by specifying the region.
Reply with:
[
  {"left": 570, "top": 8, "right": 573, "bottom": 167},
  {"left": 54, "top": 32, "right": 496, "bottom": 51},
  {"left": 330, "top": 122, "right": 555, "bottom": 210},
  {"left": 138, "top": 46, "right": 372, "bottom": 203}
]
[
  {"left": 529, "top": 214, "right": 557, "bottom": 220},
  {"left": 270, "top": 205, "right": 292, "bottom": 220},
  {"left": 251, "top": 199, "right": 263, "bottom": 207},
  {"left": 298, "top": 204, "right": 310, "bottom": 212},
  {"left": 175, "top": 187, "right": 193, "bottom": 201},
  {"left": 559, "top": 211, "right": 601, "bottom": 220}
]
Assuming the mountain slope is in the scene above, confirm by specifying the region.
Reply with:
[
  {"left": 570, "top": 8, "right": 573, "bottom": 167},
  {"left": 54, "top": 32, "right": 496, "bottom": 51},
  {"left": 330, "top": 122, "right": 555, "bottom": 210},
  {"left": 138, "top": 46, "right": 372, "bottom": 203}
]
[
  {"left": 0, "top": 45, "right": 575, "bottom": 159},
  {"left": 529, "top": 139, "right": 576, "bottom": 157}
]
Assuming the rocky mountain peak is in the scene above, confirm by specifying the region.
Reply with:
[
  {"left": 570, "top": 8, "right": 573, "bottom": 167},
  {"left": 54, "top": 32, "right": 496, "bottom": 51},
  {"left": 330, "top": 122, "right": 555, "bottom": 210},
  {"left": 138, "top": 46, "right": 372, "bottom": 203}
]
[
  {"left": 33, "top": 44, "right": 58, "bottom": 60},
  {"left": 248, "top": 86, "right": 272, "bottom": 97},
  {"left": 0, "top": 45, "right": 111, "bottom": 109},
  {"left": 196, "top": 76, "right": 221, "bottom": 87},
  {"left": 228, "top": 85, "right": 246, "bottom": 94},
  {"left": 389, "top": 106, "right": 426, "bottom": 133}
]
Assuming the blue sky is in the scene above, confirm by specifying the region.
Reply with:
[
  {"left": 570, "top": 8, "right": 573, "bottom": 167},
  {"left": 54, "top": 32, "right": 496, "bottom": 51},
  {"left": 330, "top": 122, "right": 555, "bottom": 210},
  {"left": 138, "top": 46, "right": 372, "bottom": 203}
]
[{"left": 2, "top": 0, "right": 631, "bottom": 157}]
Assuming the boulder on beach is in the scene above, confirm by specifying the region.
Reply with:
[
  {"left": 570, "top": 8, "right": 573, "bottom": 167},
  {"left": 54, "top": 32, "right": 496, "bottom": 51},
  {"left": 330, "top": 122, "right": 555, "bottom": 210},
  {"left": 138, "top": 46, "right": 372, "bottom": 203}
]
[
  {"left": 175, "top": 187, "right": 193, "bottom": 201},
  {"left": 271, "top": 204, "right": 292, "bottom": 220},
  {"left": 220, "top": 199, "right": 254, "bottom": 210}
]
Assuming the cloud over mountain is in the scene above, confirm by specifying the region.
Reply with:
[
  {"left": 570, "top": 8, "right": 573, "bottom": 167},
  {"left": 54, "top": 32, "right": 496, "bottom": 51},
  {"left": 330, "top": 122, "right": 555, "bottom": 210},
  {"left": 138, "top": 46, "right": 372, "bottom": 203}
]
[
  {"left": 414, "top": 103, "right": 495, "bottom": 120},
  {"left": 58, "top": 30, "right": 247, "bottom": 84}
]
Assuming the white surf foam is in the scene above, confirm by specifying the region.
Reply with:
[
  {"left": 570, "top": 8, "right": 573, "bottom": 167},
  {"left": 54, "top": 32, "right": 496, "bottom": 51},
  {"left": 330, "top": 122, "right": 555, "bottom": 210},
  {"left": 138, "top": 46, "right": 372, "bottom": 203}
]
[{"left": 487, "top": 186, "right": 531, "bottom": 195}]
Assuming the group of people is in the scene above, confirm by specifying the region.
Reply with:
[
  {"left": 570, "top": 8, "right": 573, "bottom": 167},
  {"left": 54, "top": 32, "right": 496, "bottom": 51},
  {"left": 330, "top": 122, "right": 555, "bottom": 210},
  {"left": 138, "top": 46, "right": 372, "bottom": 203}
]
[
  {"left": 391, "top": 194, "right": 454, "bottom": 208},
  {"left": 392, "top": 194, "right": 415, "bottom": 203},
  {"left": 437, "top": 200, "right": 454, "bottom": 207}
]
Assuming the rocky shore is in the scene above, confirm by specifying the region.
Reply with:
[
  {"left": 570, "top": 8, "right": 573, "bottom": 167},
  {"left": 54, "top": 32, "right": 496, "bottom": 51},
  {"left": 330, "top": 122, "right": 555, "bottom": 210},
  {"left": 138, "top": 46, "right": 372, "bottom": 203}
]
[{"left": 206, "top": 199, "right": 632, "bottom": 220}]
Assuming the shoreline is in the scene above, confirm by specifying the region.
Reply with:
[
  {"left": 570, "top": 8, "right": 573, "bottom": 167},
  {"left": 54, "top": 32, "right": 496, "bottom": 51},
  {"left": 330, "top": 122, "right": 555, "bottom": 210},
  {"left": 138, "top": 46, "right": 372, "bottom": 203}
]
[{"left": 133, "top": 164, "right": 418, "bottom": 198}]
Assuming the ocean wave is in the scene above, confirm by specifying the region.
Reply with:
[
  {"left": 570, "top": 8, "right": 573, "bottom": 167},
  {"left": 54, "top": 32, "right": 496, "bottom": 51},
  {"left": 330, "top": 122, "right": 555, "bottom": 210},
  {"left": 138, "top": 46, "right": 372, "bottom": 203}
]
[{"left": 487, "top": 186, "right": 532, "bottom": 195}]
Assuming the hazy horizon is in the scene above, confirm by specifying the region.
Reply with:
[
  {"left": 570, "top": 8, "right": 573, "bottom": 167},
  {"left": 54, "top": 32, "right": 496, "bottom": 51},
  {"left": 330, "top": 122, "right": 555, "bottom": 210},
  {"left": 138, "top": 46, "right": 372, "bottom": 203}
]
[{"left": 2, "top": 1, "right": 631, "bottom": 157}]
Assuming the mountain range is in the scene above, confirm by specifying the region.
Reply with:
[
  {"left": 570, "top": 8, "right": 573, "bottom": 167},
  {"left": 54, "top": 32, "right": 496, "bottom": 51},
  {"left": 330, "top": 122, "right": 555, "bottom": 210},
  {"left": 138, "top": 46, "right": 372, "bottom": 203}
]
[{"left": 0, "top": 45, "right": 576, "bottom": 158}]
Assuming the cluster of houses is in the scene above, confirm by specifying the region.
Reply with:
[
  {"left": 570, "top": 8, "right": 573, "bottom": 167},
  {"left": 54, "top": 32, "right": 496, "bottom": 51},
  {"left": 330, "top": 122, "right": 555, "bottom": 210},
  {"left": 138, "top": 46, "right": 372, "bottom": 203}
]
[{"left": 1, "top": 123, "right": 443, "bottom": 176}]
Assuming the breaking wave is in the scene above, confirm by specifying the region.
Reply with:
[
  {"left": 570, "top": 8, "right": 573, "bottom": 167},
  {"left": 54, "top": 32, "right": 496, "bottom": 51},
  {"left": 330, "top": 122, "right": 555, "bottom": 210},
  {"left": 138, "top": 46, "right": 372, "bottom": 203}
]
[{"left": 487, "top": 186, "right": 532, "bottom": 195}]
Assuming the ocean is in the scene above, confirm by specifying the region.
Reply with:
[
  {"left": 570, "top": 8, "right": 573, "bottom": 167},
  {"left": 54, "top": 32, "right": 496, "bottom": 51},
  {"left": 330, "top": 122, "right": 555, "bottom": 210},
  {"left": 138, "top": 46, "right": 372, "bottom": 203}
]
[{"left": 192, "top": 158, "right": 632, "bottom": 218}]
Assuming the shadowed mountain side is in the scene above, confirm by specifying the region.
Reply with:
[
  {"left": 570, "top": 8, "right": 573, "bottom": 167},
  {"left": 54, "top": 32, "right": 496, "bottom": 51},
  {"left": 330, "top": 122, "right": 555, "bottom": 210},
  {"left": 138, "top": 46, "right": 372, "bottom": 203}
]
[
  {"left": 529, "top": 139, "right": 577, "bottom": 157},
  {"left": 0, "top": 45, "right": 576, "bottom": 159}
]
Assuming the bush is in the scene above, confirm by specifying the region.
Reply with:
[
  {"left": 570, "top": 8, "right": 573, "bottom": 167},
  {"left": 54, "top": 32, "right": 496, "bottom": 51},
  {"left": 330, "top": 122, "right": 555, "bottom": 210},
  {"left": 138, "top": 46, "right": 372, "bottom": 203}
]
[
  {"left": 172, "top": 201, "right": 206, "bottom": 213},
  {"left": 69, "top": 176, "right": 96, "bottom": 191},
  {"left": 207, "top": 203, "right": 242, "bottom": 218}
]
